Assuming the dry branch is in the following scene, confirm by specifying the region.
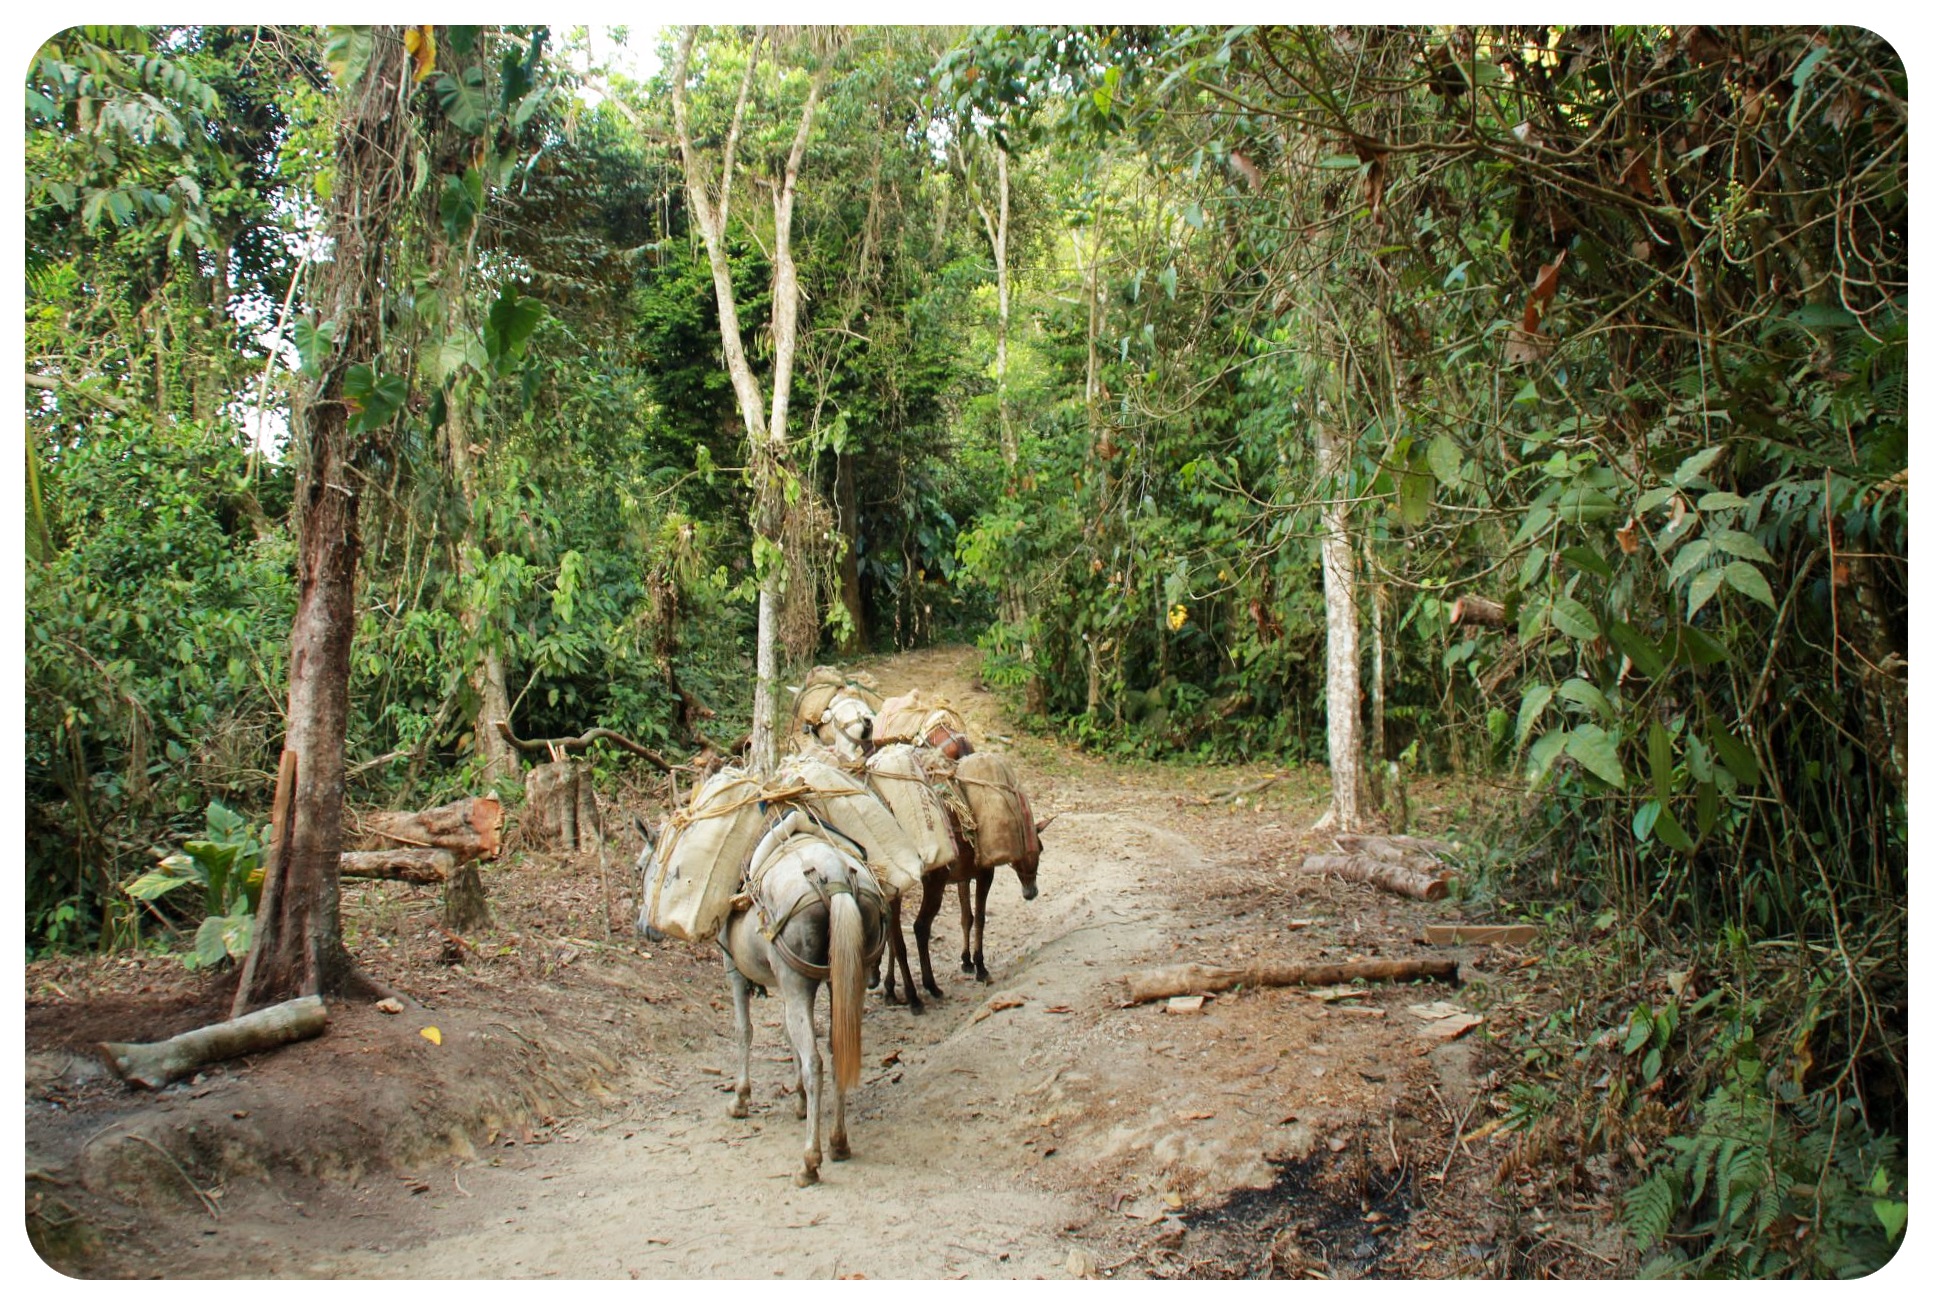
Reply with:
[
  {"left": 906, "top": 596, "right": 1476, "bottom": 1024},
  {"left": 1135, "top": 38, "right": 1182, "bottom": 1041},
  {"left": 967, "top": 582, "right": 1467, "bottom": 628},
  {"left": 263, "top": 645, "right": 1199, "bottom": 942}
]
[
  {"left": 99, "top": 995, "right": 328, "bottom": 1089},
  {"left": 493, "top": 720, "right": 676, "bottom": 772},
  {"left": 1126, "top": 957, "right": 1458, "bottom": 1004},
  {"left": 1303, "top": 852, "right": 1449, "bottom": 901}
]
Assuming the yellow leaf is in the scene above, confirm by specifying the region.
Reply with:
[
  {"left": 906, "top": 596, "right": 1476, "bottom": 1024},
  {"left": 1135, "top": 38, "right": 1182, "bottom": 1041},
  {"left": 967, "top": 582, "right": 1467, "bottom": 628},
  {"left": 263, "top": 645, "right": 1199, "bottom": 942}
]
[
  {"left": 404, "top": 26, "right": 437, "bottom": 82},
  {"left": 420, "top": 1026, "right": 442, "bottom": 1045}
]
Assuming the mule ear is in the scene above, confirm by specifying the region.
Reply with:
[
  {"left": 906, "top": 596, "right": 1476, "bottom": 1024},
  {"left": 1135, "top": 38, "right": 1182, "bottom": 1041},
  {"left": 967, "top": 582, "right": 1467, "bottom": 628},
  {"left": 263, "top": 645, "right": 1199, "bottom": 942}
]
[
  {"left": 1034, "top": 813, "right": 1058, "bottom": 835},
  {"left": 634, "top": 815, "right": 654, "bottom": 850}
]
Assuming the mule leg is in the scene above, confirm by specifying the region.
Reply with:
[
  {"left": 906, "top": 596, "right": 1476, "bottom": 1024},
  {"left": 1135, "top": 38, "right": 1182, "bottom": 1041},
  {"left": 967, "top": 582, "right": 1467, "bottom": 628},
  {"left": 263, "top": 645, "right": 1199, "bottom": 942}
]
[
  {"left": 726, "top": 961, "right": 754, "bottom": 1119},
  {"left": 778, "top": 969, "right": 823, "bottom": 1186},
  {"left": 913, "top": 873, "right": 947, "bottom": 999},
  {"left": 883, "top": 893, "right": 923, "bottom": 1014},
  {"left": 972, "top": 868, "right": 995, "bottom": 982},
  {"left": 957, "top": 877, "right": 976, "bottom": 974}
]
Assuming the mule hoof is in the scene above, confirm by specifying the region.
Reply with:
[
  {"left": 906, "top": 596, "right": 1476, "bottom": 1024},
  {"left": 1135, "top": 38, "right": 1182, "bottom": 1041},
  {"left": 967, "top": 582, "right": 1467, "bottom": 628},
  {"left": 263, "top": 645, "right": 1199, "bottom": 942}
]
[
  {"left": 830, "top": 1138, "right": 851, "bottom": 1161},
  {"left": 959, "top": 960, "right": 975, "bottom": 975},
  {"left": 976, "top": 968, "right": 992, "bottom": 984},
  {"left": 797, "top": 1167, "right": 819, "bottom": 1187},
  {"left": 925, "top": 981, "right": 945, "bottom": 999},
  {"left": 907, "top": 997, "right": 924, "bottom": 1016},
  {"left": 727, "top": 1100, "right": 749, "bottom": 1119}
]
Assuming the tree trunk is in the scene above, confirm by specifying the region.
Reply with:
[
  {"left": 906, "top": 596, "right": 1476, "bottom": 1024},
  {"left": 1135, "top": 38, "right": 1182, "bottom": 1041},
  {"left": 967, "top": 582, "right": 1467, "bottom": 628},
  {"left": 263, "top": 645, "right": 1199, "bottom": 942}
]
[
  {"left": 232, "top": 29, "right": 413, "bottom": 1014},
  {"left": 1314, "top": 420, "right": 1364, "bottom": 832},
  {"left": 669, "top": 27, "right": 830, "bottom": 777},
  {"left": 1125, "top": 957, "right": 1458, "bottom": 1004},
  {"left": 833, "top": 449, "right": 868, "bottom": 654}
]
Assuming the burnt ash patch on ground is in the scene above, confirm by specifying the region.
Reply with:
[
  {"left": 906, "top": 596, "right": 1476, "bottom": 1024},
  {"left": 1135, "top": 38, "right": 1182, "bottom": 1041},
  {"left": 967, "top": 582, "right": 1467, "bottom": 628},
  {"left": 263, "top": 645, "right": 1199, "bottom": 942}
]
[{"left": 1155, "top": 1151, "right": 1417, "bottom": 1279}]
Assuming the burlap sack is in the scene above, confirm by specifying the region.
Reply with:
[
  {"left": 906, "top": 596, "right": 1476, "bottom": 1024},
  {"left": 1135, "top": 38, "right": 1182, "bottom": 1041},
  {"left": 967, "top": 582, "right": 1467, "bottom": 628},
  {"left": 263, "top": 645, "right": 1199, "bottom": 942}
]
[
  {"left": 641, "top": 767, "right": 772, "bottom": 941},
  {"left": 864, "top": 744, "right": 957, "bottom": 872},
  {"left": 954, "top": 752, "right": 1040, "bottom": 868},
  {"left": 777, "top": 757, "right": 924, "bottom": 898}
]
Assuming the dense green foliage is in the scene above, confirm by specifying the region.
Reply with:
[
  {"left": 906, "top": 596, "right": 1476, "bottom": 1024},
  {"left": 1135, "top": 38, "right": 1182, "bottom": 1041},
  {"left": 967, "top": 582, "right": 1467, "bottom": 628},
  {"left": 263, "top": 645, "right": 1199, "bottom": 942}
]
[{"left": 23, "top": 24, "right": 1903, "bottom": 1275}]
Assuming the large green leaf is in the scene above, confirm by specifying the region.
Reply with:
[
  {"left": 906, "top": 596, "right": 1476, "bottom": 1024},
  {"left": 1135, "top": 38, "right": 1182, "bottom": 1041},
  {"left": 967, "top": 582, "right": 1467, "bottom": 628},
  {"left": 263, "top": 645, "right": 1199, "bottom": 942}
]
[
  {"left": 1557, "top": 485, "right": 1617, "bottom": 525},
  {"left": 433, "top": 66, "right": 491, "bottom": 135},
  {"left": 1648, "top": 720, "right": 1675, "bottom": 801},
  {"left": 1709, "top": 527, "right": 1773, "bottom": 564},
  {"left": 1565, "top": 725, "right": 1626, "bottom": 787},
  {"left": 292, "top": 317, "right": 336, "bottom": 377},
  {"left": 1550, "top": 595, "right": 1601, "bottom": 640},
  {"left": 343, "top": 364, "right": 408, "bottom": 433},
  {"left": 1559, "top": 677, "right": 1614, "bottom": 721},
  {"left": 1709, "top": 724, "right": 1761, "bottom": 786},
  {"left": 1610, "top": 622, "right": 1668, "bottom": 679},
  {"left": 1653, "top": 805, "right": 1695, "bottom": 852},
  {"left": 1427, "top": 436, "right": 1464, "bottom": 490},
  {"left": 484, "top": 285, "right": 545, "bottom": 368},
  {"left": 439, "top": 167, "right": 484, "bottom": 239},
  {"left": 323, "top": 26, "right": 373, "bottom": 90},
  {"left": 125, "top": 868, "right": 196, "bottom": 901},
  {"left": 1723, "top": 561, "right": 1777, "bottom": 610},
  {"left": 1517, "top": 682, "right": 1554, "bottom": 746},
  {"left": 1685, "top": 567, "right": 1724, "bottom": 619},
  {"left": 1560, "top": 545, "right": 1613, "bottom": 580}
]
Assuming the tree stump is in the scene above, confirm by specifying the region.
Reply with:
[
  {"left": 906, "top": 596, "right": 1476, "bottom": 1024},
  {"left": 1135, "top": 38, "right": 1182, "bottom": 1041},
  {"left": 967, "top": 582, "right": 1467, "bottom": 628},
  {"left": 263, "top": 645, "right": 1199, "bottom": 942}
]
[
  {"left": 444, "top": 860, "right": 490, "bottom": 931},
  {"left": 524, "top": 759, "right": 602, "bottom": 852}
]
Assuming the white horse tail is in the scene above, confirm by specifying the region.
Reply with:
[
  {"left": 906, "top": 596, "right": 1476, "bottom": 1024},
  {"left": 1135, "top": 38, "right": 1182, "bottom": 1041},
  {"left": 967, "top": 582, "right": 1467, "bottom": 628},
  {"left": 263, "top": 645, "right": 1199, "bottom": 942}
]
[{"left": 829, "top": 888, "right": 864, "bottom": 1094}]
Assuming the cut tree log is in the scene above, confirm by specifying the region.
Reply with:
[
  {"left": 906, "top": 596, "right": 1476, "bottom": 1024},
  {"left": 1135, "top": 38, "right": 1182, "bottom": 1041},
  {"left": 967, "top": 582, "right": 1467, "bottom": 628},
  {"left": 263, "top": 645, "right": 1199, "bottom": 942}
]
[
  {"left": 1424, "top": 924, "right": 1537, "bottom": 946},
  {"left": 1126, "top": 957, "right": 1458, "bottom": 1005},
  {"left": 1450, "top": 594, "right": 1507, "bottom": 627},
  {"left": 1331, "top": 832, "right": 1454, "bottom": 874},
  {"left": 339, "top": 848, "right": 455, "bottom": 883},
  {"left": 99, "top": 995, "right": 328, "bottom": 1089},
  {"left": 350, "top": 796, "right": 502, "bottom": 862},
  {"left": 1302, "top": 852, "right": 1449, "bottom": 901}
]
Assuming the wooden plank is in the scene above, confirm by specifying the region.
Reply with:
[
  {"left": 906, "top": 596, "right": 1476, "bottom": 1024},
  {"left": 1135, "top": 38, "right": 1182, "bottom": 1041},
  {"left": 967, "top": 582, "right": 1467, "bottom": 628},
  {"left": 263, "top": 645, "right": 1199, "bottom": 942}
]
[{"left": 1424, "top": 924, "right": 1537, "bottom": 946}]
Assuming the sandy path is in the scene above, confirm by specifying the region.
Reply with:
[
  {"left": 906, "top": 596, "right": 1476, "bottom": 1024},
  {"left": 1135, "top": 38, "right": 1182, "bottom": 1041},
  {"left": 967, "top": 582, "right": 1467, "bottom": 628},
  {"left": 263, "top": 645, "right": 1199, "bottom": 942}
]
[{"left": 241, "top": 649, "right": 1430, "bottom": 1283}]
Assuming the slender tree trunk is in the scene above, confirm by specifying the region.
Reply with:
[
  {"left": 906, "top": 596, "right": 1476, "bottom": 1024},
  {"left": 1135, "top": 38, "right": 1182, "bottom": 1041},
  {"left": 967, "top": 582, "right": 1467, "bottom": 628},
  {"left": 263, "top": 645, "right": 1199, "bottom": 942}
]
[
  {"left": 1314, "top": 419, "right": 1363, "bottom": 833},
  {"left": 669, "top": 27, "right": 830, "bottom": 776},
  {"left": 446, "top": 401, "right": 516, "bottom": 787},
  {"left": 233, "top": 29, "right": 413, "bottom": 1013},
  {"left": 834, "top": 450, "right": 867, "bottom": 654}
]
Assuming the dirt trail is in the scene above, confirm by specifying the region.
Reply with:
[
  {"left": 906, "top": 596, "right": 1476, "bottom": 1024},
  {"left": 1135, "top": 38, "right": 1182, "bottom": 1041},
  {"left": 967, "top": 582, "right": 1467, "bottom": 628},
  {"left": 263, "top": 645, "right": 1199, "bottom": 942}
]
[{"left": 34, "top": 645, "right": 1532, "bottom": 1279}]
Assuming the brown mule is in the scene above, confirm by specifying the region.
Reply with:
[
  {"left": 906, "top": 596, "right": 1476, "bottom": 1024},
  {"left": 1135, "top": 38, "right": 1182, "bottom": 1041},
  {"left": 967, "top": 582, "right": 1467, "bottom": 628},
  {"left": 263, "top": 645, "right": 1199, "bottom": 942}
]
[{"left": 879, "top": 807, "right": 1053, "bottom": 1012}]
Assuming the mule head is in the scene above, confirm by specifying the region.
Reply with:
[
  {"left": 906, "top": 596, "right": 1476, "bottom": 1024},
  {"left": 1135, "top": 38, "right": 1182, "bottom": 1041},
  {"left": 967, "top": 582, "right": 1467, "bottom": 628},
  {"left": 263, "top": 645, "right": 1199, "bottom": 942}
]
[
  {"left": 633, "top": 816, "right": 665, "bottom": 943},
  {"left": 1015, "top": 815, "right": 1054, "bottom": 901}
]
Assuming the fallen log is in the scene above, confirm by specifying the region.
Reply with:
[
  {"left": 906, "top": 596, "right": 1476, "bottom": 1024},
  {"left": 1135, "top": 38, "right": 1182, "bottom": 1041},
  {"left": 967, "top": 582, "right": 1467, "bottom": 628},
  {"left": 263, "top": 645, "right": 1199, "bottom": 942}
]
[
  {"left": 1450, "top": 594, "right": 1507, "bottom": 627},
  {"left": 1126, "top": 957, "right": 1459, "bottom": 1005},
  {"left": 351, "top": 795, "right": 502, "bottom": 862},
  {"left": 99, "top": 995, "right": 329, "bottom": 1089},
  {"left": 339, "top": 848, "right": 455, "bottom": 883},
  {"left": 1424, "top": 924, "right": 1536, "bottom": 946},
  {"left": 1303, "top": 852, "right": 1449, "bottom": 901},
  {"left": 1331, "top": 833, "right": 1455, "bottom": 875}
]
